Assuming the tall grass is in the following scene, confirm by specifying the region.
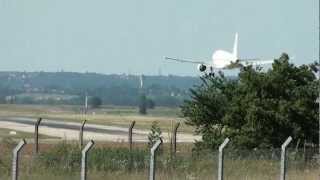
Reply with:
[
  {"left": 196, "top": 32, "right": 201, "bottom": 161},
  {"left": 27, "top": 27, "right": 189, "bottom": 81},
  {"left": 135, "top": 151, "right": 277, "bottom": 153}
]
[{"left": 0, "top": 140, "right": 318, "bottom": 180}]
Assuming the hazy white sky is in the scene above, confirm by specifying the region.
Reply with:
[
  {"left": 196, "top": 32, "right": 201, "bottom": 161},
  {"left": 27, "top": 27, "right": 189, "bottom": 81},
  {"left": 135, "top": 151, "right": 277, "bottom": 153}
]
[{"left": 0, "top": 0, "right": 318, "bottom": 76}]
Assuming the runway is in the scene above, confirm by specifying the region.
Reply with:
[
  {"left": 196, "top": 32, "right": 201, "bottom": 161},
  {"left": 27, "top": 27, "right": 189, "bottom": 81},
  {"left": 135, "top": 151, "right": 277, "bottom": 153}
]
[{"left": 0, "top": 117, "right": 201, "bottom": 142}]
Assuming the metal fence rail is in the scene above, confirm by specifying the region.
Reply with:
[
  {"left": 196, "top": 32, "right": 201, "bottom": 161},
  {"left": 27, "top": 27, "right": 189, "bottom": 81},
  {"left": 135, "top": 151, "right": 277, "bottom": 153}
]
[
  {"left": 79, "top": 120, "right": 87, "bottom": 149},
  {"left": 218, "top": 138, "right": 230, "bottom": 180},
  {"left": 149, "top": 139, "right": 162, "bottom": 180},
  {"left": 128, "top": 121, "right": 136, "bottom": 151},
  {"left": 12, "top": 139, "right": 26, "bottom": 180},
  {"left": 34, "top": 117, "right": 42, "bottom": 155},
  {"left": 81, "top": 140, "right": 94, "bottom": 180},
  {"left": 280, "top": 136, "right": 292, "bottom": 180},
  {"left": 2, "top": 134, "right": 318, "bottom": 180}
]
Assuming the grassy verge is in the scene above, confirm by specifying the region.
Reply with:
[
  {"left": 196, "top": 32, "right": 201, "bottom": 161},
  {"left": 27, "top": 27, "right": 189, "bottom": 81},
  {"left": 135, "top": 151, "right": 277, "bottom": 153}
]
[{"left": 0, "top": 140, "right": 318, "bottom": 180}]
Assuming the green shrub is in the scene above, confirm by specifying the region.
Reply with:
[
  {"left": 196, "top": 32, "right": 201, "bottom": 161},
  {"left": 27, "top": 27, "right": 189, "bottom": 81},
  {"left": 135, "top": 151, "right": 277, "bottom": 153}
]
[
  {"left": 36, "top": 142, "right": 149, "bottom": 174},
  {"left": 89, "top": 148, "right": 148, "bottom": 171},
  {"left": 37, "top": 142, "right": 81, "bottom": 174}
]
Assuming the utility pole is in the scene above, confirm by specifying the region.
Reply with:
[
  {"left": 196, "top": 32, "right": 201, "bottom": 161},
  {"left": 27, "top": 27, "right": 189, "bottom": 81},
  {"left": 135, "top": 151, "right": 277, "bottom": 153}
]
[
  {"left": 84, "top": 93, "right": 88, "bottom": 115},
  {"left": 318, "top": 0, "right": 320, "bottom": 156},
  {"left": 140, "top": 74, "right": 144, "bottom": 89}
]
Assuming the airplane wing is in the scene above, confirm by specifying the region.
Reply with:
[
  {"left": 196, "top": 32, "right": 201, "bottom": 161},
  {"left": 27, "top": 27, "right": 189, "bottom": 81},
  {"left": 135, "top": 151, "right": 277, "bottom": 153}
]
[
  {"left": 239, "top": 59, "right": 274, "bottom": 66},
  {"left": 164, "top": 57, "right": 208, "bottom": 65}
]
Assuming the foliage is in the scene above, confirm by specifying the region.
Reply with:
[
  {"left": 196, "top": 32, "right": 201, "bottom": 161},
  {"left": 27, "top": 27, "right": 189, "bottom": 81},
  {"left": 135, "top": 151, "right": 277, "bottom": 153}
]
[
  {"left": 89, "top": 96, "right": 102, "bottom": 108},
  {"left": 36, "top": 142, "right": 148, "bottom": 173},
  {"left": 138, "top": 93, "right": 147, "bottom": 114},
  {"left": 148, "top": 121, "right": 163, "bottom": 148},
  {"left": 89, "top": 147, "right": 147, "bottom": 171},
  {"left": 0, "top": 137, "right": 15, "bottom": 176},
  {"left": 138, "top": 93, "right": 156, "bottom": 114},
  {"left": 181, "top": 53, "right": 319, "bottom": 150},
  {"left": 146, "top": 98, "right": 155, "bottom": 109},
  {"left": 37, "top": 142, "right": 81, "bottom": 174}
]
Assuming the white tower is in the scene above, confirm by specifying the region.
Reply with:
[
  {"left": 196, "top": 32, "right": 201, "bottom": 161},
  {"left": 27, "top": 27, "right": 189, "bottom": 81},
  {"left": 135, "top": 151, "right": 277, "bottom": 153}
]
[
  {"left": 85, "top": 93, "right": 88, "bottom": 114},
  {"left": 140, "top": 74, "right": 144, "bottom": 89}
]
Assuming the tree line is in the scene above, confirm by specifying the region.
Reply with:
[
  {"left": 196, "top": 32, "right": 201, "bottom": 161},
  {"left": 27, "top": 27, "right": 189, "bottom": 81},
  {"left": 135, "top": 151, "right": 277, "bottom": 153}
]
[{"left": 0, "top": 73, "right": 200, "bottom": 107}]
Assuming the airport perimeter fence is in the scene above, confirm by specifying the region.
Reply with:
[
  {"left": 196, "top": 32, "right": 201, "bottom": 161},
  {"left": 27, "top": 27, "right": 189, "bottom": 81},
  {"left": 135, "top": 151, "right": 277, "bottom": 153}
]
[{"left": 0, "top": 118, "right": 319, "bottom": 180}]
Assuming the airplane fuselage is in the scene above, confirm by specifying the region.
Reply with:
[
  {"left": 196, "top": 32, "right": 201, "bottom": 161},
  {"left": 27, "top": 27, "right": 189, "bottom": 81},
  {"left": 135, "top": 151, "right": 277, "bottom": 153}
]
[{"left": 212, "top": 50, "right": 237, "bottom": 69}]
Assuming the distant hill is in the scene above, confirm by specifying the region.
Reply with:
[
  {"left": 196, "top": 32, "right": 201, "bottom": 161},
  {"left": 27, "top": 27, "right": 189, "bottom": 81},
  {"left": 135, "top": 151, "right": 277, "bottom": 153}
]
[{"left": 0, "top": 71, "right": 201, "bottom": 107}]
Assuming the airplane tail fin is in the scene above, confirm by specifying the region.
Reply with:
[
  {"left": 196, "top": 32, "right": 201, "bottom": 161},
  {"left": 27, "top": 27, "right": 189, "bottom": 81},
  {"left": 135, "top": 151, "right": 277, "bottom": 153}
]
[{"left": 233, "top": 33, "right": 238, "bottom": 58}]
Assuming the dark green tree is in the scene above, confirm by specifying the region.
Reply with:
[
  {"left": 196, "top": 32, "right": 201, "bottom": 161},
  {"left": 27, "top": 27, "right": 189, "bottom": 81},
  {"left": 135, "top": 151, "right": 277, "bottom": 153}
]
[
  {"left": 139, "top": 94, "right": 147, "bottom": 115},
  {"left": 181, "top": 53, "right": 319, "bottom": 150},
  {"left": 89, "top": 96, "right": 102, "bottom": 108},
  {"left": 146, "top": 98, "right": 155, "bottom": 109}
]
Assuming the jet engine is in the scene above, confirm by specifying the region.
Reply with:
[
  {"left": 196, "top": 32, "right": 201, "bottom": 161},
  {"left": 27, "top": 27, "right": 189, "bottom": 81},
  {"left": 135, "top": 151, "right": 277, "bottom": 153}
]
[{"left": 197, "top": 64, "right": 206, "bottom": 72}]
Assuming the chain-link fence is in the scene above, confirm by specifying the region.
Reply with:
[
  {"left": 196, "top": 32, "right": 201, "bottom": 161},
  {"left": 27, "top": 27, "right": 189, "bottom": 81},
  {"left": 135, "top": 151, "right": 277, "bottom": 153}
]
[{"left": 0, "top": 138, "right": 318, "bottom": 180}]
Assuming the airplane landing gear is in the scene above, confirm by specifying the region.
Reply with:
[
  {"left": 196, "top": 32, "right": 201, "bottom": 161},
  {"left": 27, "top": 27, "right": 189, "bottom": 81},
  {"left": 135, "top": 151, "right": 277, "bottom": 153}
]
[
  {"left": 205, "top": 68, "right": 225, "bottom": 78},
  {"left": 208, "top": 66, "right": 215, "bottom": 77},
  {"left": 208, "top": 72, "right": 215, "bottom": 77}
]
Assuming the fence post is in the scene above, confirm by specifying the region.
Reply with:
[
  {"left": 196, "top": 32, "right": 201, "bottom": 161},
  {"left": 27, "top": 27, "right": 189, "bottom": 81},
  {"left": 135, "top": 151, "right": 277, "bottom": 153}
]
[
  {"left": 34, "top": 117, "right": 42, "bottom": 155},
  {"left": 149, "top": 139, "right": 162, "bottom": 180},
  {"left": 280, "top": 136, "right": 292, "bottom": 180},
  {"left": 81, "top": 140, "right": 94, "bottom": 180},
  {"left": 12, "top": 139, "right": 26, "bottom": 180},
  {"left": 171, "top": 122, "right": 180, "bottom": 158},
  {"left": 218, "top": 138, "right": 230, "bottom": 180},
  {"left": 128, "top": 121, "right": 136, "bottom": 151},
  {"left": 79, "top": 120, "right": 87, "bottom": 149}
]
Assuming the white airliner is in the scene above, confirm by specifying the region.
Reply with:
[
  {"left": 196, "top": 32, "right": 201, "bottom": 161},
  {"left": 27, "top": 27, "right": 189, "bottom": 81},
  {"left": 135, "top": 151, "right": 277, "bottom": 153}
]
[{"left": 165, "top": 33, "right": 274, "bottom": 75}]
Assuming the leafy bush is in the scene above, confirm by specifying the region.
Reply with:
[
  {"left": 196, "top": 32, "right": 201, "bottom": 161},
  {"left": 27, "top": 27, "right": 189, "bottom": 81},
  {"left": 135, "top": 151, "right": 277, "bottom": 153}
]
[
  {"left": 36, "top": 142, "right": 148, "bottom": 173},
  {"left": 0, "top": 138, "right": 15, "bottom": 176},
  {"left": 148, "top": 121, "right": 162, "bottom": 148},
  {"left": 89, "top": 96, "right": 102, "bottom": 108},
  {"left": 37, "top": 142, "right": 81, "bottom": 174},
  {"left": 181, "top": 53, "right": 319, "bottom": 150},
  {"left": 138, "top": 94, "right": 147, "bottom": 114},
  {"left": 89, "top": 148, "right": 148, "bottom": 171}
]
